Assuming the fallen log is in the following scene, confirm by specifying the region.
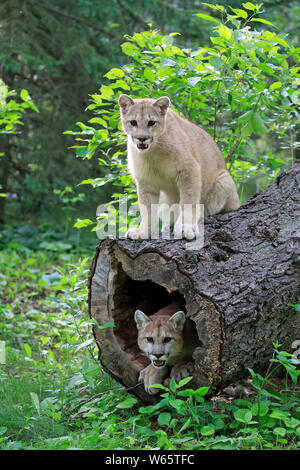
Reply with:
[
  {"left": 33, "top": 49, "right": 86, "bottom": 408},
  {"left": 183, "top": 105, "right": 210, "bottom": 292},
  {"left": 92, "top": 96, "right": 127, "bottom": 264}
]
[{"left": 88, "top": 164, "right": 300, "bottom": 403}]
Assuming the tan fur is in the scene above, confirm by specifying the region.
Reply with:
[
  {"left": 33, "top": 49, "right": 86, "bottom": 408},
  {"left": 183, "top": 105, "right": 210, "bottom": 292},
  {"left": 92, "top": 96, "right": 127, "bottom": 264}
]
[
  {"left": 119, "top": 95, "right": 240, "bottom": 240},
  {"left": 135, "top": 302, "right": 198, "bottom": 395}
]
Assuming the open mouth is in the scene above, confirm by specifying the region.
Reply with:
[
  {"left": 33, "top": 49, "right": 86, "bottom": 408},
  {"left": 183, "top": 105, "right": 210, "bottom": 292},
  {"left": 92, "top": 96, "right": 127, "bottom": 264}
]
[
  {"left": 137, "top": 143, "right": 149, "bottom": 151},
  {"left": 152, "top": 359, "right": 166, "bottom": 368}
]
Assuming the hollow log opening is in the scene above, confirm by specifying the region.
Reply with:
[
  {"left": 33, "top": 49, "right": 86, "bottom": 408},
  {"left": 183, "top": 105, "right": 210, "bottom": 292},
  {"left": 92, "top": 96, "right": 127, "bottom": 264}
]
[
  {"left": 112, "top": 265, "right": 192, "bottom": 370},
  {"left": 88, "top": 241, "right": 219, "bottom": 403}
]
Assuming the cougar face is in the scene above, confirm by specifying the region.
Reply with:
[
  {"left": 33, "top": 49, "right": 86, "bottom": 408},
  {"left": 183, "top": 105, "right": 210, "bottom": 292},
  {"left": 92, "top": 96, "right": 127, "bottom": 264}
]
[
  {"left": 119, "top": 95, "right": 170, "bottom": 153},
  {"left": 135, "top": 309, "right": 185, "bottom": 369}
]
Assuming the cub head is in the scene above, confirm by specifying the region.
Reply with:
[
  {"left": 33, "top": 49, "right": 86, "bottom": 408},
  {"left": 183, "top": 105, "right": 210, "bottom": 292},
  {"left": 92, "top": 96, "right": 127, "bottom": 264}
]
[
  {"left": 134, "top": 309, "right": 185, "bottom": 369},
  {"left": 118, "top": 95, "right": 170, "bottom": 152}
]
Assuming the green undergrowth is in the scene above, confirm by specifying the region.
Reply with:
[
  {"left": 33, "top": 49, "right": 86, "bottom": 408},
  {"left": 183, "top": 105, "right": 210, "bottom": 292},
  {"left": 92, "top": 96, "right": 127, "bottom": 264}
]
[{"left": 0, "top": 243, "right": 299, "bottom": 450}]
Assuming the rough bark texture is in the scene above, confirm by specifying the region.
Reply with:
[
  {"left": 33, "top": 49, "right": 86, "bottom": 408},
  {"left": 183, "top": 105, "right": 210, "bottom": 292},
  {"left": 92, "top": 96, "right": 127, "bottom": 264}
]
[{"left": 88, "top": 165, "right": 300, "bottom": 404}]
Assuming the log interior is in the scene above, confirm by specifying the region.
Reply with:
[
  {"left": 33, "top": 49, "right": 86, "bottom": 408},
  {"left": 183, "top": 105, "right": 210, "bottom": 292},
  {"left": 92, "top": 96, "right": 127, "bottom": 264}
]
[{"left": 111, "top": 262, "right": 201, "bottom": 371}]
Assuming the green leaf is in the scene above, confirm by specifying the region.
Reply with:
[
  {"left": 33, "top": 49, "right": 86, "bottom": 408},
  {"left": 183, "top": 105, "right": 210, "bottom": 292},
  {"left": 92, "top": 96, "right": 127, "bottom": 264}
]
[
  {"left": 169, "top": 398, "right": 184, "bottom": 410},
  {"left": 75, "top": 147, "right": 89, "bottom": 158},
  {"left": 133, "top": 32, "right": 146, "bottom": 48},
  {"left": 177, "top": 376, "right": 193, "bottom": 388},
  {"left": 73, "top": 219, "right": 94, "bottom": 229},
  {"left": 20, "top": 89, "right": 29, "bottom": 101},
  {"left": 30, "top": 392, "right": 40, "bottom": 416},
  {"left": 201, "top": 425, "right": 215, "bottom": 436},
  {"left": 252, "top": 112, "right": 267, "bottom": 134},
  {"left": 24, "top": 343, "right": 32, "bottom": 358},
  {"left": 238, "top": 110, "right": 253, "bottom": 123},
  {"left": 242, "top": 2, "right": 258, "bottom": 11},
  {"left": 88, "top": 117, "right": 107, "bottom": 127},
  {"left": 195, "top": 13, "right": 219, "bottom": 23},
  {"left": 143, "top": 68, "right": 156, "bottom": 82},
  {"left": 121, "top": 42, "right": 139, "bottom": 56},
  {"left": 40, "top": 336, "right": 50, "bottom": 345},
  {"left": 269, "top": 81, "right": 282, "bottom": 91},
  {"left": 100, "top": 86, "right": 114, "bottom": 100},
  {"left": 257, "top": 63, "right": 274, "bottom": 76},
  {"left": 234, "top": 408, "right": 253, "bottom": 423},
  {"left": 104, "top": 68, "right": 125, "bottom": 79},
  {"left": 90, "top": 94, "right": 102, "bottom": 104},
  {"left": 149, "top": 383, "right": 169, "bottom": 391},
  {"left": 241, "top": 120, "right": 254, "bottom": 137},
  {"left": 251, "top": 402, "right": 269, "bottom": 416},
  {"left": 203, "top": 3, "right": 225, "bottom": 12},
  {"left": 158, "top": 412, "right": 171, "bottom": 426},
  {"left": 273, "top": 427, "right": 286, "bottom": 437},
  {"left": 169, "top": 378, "right": 177, "bottom": 393},
  {"left": 250, "top": 18, "right": 276, "bottom": 27},
  {"left": 116, "top": 396, "right": 138, "bottom": 409},
  {"left": 270, "top": 409, "right": 287, "bottom": 420},
  {"left": 97, "top": 320, "right": 115, "bottom": 330},
  {"left": 194, "top": 386, "right": 210, "bottom": 396},
  {"left": 229, "top": 7, "right": 248, "bottom": 19},
  {"left": 218, "top": 24, "right": 232, "bottom": 40}
]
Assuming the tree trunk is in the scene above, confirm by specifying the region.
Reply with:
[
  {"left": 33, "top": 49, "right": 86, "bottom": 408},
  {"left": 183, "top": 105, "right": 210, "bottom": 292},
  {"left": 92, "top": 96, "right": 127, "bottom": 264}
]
[{"left": 88, "top": 165, "right": 300, "bottom": 404}]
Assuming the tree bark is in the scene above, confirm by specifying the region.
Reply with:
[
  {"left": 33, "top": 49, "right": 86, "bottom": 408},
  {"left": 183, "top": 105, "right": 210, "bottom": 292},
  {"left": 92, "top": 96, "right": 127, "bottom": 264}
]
[{"left": 88, "top": 165, "right": 300, "bottom": 404}]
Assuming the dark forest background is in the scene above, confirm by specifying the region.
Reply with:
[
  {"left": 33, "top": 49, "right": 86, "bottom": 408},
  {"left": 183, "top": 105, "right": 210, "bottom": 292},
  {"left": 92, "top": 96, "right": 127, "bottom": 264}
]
[{"left": 0, "top": 0, "right": 299, "bottom": 249}]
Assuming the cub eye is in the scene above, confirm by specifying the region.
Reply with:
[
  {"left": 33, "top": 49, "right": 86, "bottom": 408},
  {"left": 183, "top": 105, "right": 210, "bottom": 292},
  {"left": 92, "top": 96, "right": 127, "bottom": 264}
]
[
  {"left": 163, "top": 337, "right": 172, "bottom": 344},
  {"left": 147, "top": 120, "right": 156, "bottom": 127},
  {"left": 146, "top": 337, "right": 154, "bottom": 343},
  {"left": 130, "top": 120, "right": 137, "bottom": 126}
]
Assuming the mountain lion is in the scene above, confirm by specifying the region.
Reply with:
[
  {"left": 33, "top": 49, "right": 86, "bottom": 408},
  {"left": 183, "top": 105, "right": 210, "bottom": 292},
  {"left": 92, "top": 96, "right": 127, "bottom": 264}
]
[
  {"left": 119, "top": 94, "right": 239, "bottom": 241},
  {"left": 135, "top": 302, "right": 199, "bottom": 395}
]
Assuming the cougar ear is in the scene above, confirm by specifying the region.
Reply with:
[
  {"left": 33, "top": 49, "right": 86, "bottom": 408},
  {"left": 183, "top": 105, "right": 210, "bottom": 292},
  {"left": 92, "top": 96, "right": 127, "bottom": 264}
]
[
  {"left": 119, "top": 94, "right": 134, "bottom": 114},
  {"left": 168, "top": 311, "right": 185, "bottom": 332},
  {"left": 134, "top": 310, "right": 151, "bottom": 330},
  {"left": 152, "top": 96, "right": 170, "bottom": 116}
]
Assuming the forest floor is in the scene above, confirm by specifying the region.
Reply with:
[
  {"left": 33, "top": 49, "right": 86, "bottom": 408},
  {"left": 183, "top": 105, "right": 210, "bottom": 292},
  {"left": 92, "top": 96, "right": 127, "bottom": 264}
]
[{"left": 0, "top": 231, "right": 299, "bottom": 450}]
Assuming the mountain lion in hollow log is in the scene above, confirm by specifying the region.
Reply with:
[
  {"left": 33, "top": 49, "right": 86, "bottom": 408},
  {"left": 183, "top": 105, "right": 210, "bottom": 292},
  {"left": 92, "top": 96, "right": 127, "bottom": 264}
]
[
  {"left": 119, "top": 94, "right": 239, "bottom": 241},
  {"left": 135, "top": 302, "right": 199, "bottom": 395}
]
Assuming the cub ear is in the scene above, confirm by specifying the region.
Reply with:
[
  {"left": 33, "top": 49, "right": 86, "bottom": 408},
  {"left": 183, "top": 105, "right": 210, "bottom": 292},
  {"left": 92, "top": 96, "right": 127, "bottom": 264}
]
[
  {"left": 119, "top": 94, "right": 134, "bottom": 114},
  {"left": 168, "top": 311, "right": 185, "bottom": 332},
  {"left": 152, "top": 96, "right": 170, "bottom": 116},
  {"left": 134, "top": 310, "right": 151, "bottom": 330}
]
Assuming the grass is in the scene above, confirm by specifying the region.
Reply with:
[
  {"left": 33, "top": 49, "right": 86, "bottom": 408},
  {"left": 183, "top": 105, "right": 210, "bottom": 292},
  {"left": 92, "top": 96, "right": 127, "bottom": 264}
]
[{"left": 0, "top": 239, "right": 299, "bottom": 450}]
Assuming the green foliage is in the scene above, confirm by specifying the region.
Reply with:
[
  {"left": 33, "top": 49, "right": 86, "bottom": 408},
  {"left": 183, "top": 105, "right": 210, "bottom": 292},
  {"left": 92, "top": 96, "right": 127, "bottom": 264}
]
[
  {"left": 0, "top": 223, "right": 94, "bottom": 252},
  {"left": 0, "top": 246, "right": 299, "bottom": 450},
  {"left": 68, "top": 3, "right": 299, "bottom": 233},
  {"left": 0, "top": 80, "right": 38, "bottom": 135},
  {"left": 0, "top": 81, "right": 38, "bottom": 201},
  {"left": 0, "top": 0, "right": 219, "bottom": 225}
]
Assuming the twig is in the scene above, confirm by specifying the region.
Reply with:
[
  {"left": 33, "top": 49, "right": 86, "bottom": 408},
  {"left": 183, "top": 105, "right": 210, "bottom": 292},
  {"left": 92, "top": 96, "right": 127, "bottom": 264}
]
[
  {"left": 35, "top": 2, "right": 115, "bottom": 38},
  {"left": 73, "top": 381, "right": 142, "bottom": 409},
  {"left": 213, "top": 100, "right": 217, "bottom": 141}
]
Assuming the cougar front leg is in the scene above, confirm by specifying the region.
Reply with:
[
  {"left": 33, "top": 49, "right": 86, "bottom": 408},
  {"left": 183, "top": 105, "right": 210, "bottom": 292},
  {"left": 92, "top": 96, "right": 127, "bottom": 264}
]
[
  {"left": 126, "top": 183, "right": 159, "bottom": 240},
  {"left": 174, "top": 167, "right": 201, "bottom": 241},
  {"left": 139, "top": 364, "right": 169, "bottom": 395}
]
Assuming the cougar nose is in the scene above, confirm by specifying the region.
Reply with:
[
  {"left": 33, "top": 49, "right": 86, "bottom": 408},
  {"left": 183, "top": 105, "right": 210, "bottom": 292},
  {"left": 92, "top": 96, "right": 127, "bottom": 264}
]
[
  {"left": 153, "top": 354, "right": 163, "bottom": 359},
  {"left": 138, "top": 137, "right": 147, "bottom": 142}
]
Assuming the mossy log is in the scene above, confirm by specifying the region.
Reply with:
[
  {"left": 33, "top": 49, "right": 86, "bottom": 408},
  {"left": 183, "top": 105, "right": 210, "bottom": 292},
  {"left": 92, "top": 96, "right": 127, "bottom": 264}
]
[{"left": 88, "top": 165, "right": 300, "bottom": 404}]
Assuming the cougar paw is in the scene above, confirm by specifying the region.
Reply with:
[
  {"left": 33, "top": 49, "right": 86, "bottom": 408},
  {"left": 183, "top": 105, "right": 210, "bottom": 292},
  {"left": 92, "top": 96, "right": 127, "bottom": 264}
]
[
  {"left": 174, "top": 223, "right": 199, "bottom": 241},
  {"left": 126, "top": 227, "right": 148, "bottom": 240},
  {"left": 139, "top": 364, "right": 167, "bottom": 395},
  {"left": 170, "top": 362, "right": 195, "bottom": 383}
]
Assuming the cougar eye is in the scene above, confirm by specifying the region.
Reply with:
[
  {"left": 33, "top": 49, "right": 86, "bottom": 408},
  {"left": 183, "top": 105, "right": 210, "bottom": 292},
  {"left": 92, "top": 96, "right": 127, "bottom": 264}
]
[
  {"left": 146, "top": 337, "right": 154, "bottom": 343},
  {"left": 130, "top": 120, "right": 137, "bottom": 126},
  {"left": 147, "top": 120, "right": 156, "bottom": 127},
  {"left": 163, "top": 337, "right": 172, "bottom": 344}
]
